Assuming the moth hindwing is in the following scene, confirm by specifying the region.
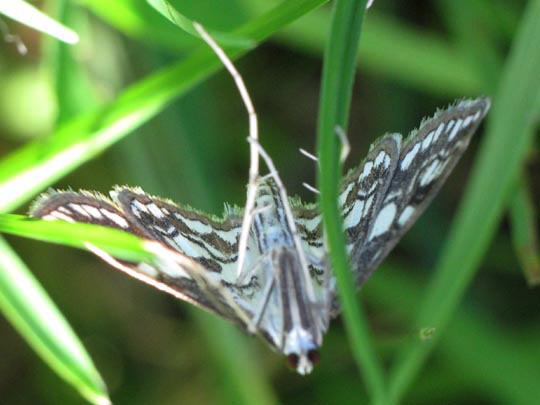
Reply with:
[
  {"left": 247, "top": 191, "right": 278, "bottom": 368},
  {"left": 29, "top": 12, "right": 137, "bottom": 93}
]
[{"left": 30, "top": 97, "right": 490, "bottom": 374}]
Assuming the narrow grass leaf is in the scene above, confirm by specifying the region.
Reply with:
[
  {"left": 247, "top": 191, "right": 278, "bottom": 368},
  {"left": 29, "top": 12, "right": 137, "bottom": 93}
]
[
  {"left": 0, "top": 0, "right": 78, "bottom": 44},
  {"left": 0, "top": 215, "right": 152, "bottom": 263},
  {"left": 388, "top": 0, "right": 540, "bottom": 400},
  {"left": 0, "top": 0, "right": 329, "bottom": 213},
  {"left": 0, "top": 236, "right": 109, "bottom": 405},
  {"left": 316, "top": 1, "right": 386, "bottom": 402},
  {"left": 146, "top": 0, "right": 254, "bottom": 47}
]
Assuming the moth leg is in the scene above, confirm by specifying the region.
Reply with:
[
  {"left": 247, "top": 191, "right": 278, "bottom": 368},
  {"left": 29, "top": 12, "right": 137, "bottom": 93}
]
[
  {"left": 251, "top": 275, "right": 276, "bottom": 330},
  {"left": 299, "top": 148, "right": 318, "bottom": 163},
  {"left": 302, "top": 182, "right": 320, "bottom": 195}
]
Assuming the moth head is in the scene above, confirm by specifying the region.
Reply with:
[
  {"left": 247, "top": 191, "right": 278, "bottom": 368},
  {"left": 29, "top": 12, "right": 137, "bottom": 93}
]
[
  {"left": 286, "top": 348, "right": 320, "bottom": 375},
  {"left": 283, "top": 328, "right": 321, "bottom": 375}
]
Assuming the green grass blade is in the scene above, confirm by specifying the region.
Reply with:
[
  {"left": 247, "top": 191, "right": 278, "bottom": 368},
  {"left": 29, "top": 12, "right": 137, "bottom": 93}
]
[
  {"left": 146, "top": 0, "right": 254, "bottom": 47},
  {"left": 0, "top": 0, "right": 328, "bottom": 213},
  {"left": 316, "top": 1, "right": 386, "bottom": 402},
  {"left": 0, "top": 0, "right": 79, "bottom": 44},
  {"left": 388, "top": 0, "right": 540, "bottom": 400},
  {"left": 0, "top": 213, "right": 277, "bottom": 404},
  {"left": 509, "top": 177, "right": 540, "bottom": 285},
  {"left": 0, "top": 215, "right": 153, "bottom": 263},
  {"left": 0, "top": 236, "right": 109, "bottom": 404}
]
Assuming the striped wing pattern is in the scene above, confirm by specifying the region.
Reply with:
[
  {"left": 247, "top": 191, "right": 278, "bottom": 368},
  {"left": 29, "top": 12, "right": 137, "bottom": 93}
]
[
  {"left": 30, "top": 97, "right": 490, "bottom": 373},
  {"left": 338, "top": 98, "right": 490, "bottom": 287},
  {"left": 31, "top": 187, "right": 252, "bottom": 328}
]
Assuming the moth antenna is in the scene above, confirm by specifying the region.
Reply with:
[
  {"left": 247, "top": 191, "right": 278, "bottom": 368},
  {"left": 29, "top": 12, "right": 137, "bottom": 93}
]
[
  {"left": 299, "top": 148, "right": 319, "bottom": 163},
  {"left": 335, "top": 125, "right": 351, "bottom": 163},
  {"left": 303, "top": 182, "right": 320, "bottom": 194},
  {"left": 193, "top": 23, "right": 259, "bottom": 279}
]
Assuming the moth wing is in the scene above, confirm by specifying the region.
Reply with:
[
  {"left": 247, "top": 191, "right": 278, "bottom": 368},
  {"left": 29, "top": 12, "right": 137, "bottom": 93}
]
[
  {"left": 338, "top": 133, "right": 402, "bottom": 284},
  {"left": 31, "top": 189, "right": 253, "bottom": 330},
  {"left": 350, "top": 98, "right": 490, "bottom": 286},
  {"left": 113, "top": 187, "right": 243, "bottom": 280},
  {"left": 291, "top": 135, "right": 401, "bottom": 315}
]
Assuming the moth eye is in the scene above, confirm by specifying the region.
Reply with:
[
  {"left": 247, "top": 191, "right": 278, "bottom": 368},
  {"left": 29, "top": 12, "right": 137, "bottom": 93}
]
[
  {"left": 286, "top": 353, "right": 300, "bottom": 369},
  {"left": 307, "top": 349, "right": 320, "bottom": 366}
]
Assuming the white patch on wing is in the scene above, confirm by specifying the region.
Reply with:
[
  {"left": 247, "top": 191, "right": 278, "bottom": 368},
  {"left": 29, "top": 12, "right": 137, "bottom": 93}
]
[
  {"left": 45, "top": 212, "right": 75, "bottom": 222},
  {"left": 151, "top": 261, "right": 191, "bottom": 279},
  {"left": 448, "top": 118, "right": 463, "bottom": 141},
  {"left": 422, "top": 131, "right": 434, "bottom": 150},
  {"left": 172, "top": 231, "right": 230, "bottom": 261},
  {"left": 172, "top": 233, "right": 201, "bottom": 257},
  {"left": 138, "top": 262, "right": 159, "bottom": 277},
  {"left": 445, "top": 120, "right": 455, "bottom": 135},
  {"left": 344, "top": 199, "right": 365, "bottom": 229},
  {"left": 400, "top": 142, "right": 421, "bottom": 171},
  {"left": 301, "top": 215, "right": 321, "bottom": 233},
  {"left": 68, "top": 203, "right": 90, "bottom": 217},
  {"left": 100, "top": 209, "right": 130, "bottom": 228},
  {"left": 364, "top": 194, "right": 374, "bottom": 213},
  {"left": 462, "top": 115, "right": 473, "bottom": 128},
  {"left": 433, "top": 122, "right": 444, "bottom": 142},
  {"left": 367, "top": 181, "right": 378, "bottom": 195},
  {"left": 82, "top": 204, "right": 103, "bottom": 219},
  {"left": 420, "top": 160, "right": 441, "bottom": 186},
  {"left": 147, "top": 203, "right": 165, "bottom": 219},
  {"left": 362, "top": 161, "right": 373, "bottom": 179},
  {"left": 368, "top": 203, "right": 397, "bottom": 239},
  {"left": 57, "top": 206, "right": 72, "bottom": 215},
  {"left": 183, "top": 217, "right": 213, "bottom": 235},
  {"left": 398, "top": 205, "right": 415, "bottom": 226},
  {"left": 339, "top": 181, "right": 355, "bottom": 207},
  {"left": 214, "top": 228, "right": 240, "bottom": 245},
  {"left": 132, "top": 199, "right": 149, "bottom": 213},
  {"left": 374, "top": 151, "right": 389, "bottom": 168}
]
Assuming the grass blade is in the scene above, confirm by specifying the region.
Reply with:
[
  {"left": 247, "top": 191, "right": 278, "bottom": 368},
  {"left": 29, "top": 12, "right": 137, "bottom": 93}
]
[
  {"left": 0, "top": 0, "right": 329, "bottom": 213},
  {"left": 0, "top": 215, "right": 152, "bottom": 263},
  {"left": 0, "top": 236, "right": 109, "bottom": 404},
  {"left": 0, "top": 0, "right": 78, "bottom": 44},
  {"left": 316, "top": 1, "right": 386, "bottom": 402},
  {"left": 146, "top": 0, "right": 254, "bottom": 47},
  {"left": 388, "top": 0, "right": 540, "bottom": 400}
]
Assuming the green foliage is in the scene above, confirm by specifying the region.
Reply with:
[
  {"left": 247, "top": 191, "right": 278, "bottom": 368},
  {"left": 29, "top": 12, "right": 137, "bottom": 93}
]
[{"left": 0, "top": 0, "right": 538, "bottom": 404}]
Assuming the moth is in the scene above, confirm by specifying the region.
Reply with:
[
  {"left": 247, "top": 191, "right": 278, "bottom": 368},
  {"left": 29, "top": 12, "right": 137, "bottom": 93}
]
[
  {"left": 29, "top": 25, "right": 491, "bottom": 375},
  {"left": 30, "top": 97, "right": 490, "bottom": 374}
]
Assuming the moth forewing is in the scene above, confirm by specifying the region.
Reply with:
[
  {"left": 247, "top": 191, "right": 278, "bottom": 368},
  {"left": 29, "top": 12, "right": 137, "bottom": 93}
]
[{"left": 344, "top": 98, "right": 490, "bottom": 288}]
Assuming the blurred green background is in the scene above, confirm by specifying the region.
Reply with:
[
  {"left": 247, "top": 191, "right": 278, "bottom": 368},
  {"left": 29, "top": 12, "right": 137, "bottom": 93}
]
[{"left": 0, "top": 0, "right": 539, "bottom": 404}]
